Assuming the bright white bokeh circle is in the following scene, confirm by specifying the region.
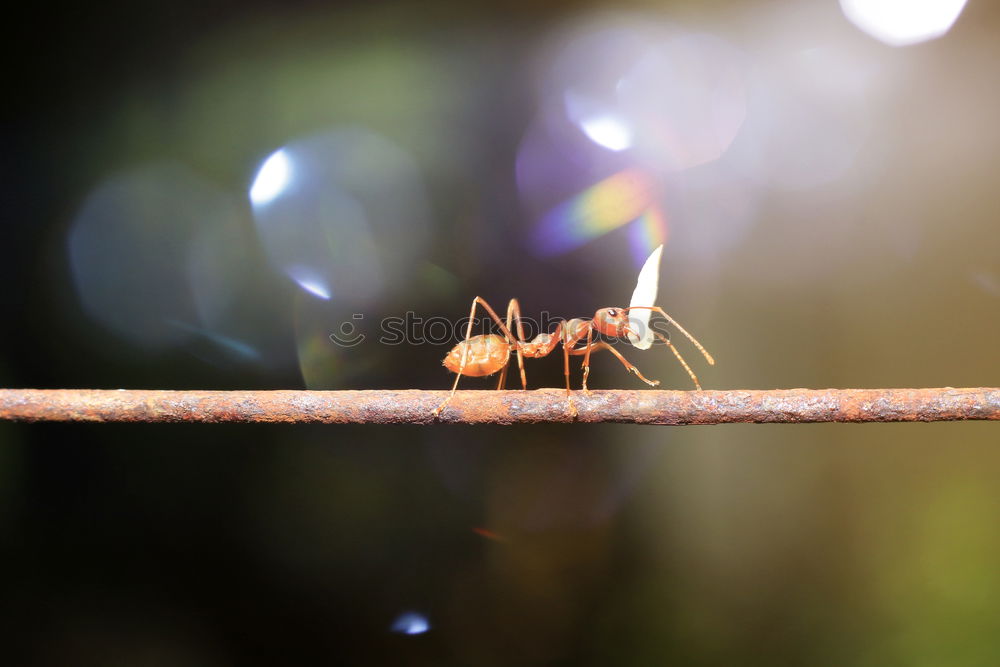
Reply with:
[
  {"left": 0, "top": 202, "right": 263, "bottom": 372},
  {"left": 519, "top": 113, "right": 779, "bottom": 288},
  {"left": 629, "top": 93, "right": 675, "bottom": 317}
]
[{"left": 840, "top": 0, "right": 968, "bottom": 47}]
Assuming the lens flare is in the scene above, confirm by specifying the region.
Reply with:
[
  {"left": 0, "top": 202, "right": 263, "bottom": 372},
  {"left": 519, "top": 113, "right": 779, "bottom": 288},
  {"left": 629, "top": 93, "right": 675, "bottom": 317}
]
[
  {"left": 531, "top": 168, "right": 664, "bottom": 256},
  {"left": 165, "top": 320, "right": 261, "bottom": 360},
  {"left": 628, "top": 207, "right": 669, "bottom": 265},
  {"left": 520, "top": 18, "right": 746, "bottom": 260}
]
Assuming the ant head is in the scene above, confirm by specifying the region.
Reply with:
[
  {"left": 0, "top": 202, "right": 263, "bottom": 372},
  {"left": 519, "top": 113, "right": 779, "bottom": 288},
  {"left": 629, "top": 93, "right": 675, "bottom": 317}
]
[{"left": 592, "top": 307, "right": 630, "bottom": 337}]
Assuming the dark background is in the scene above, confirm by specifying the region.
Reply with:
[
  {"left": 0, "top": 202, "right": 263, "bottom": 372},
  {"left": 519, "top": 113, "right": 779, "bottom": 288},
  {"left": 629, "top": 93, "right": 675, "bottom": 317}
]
[{"left": 3, "top": 0, "right": 1000, "bottom": 664}]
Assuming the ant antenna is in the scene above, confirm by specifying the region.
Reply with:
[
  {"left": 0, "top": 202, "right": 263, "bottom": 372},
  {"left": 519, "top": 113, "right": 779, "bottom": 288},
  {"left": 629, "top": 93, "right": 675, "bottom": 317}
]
[{"left": 625, "top": 306, "right": 715, "bottom": 366}]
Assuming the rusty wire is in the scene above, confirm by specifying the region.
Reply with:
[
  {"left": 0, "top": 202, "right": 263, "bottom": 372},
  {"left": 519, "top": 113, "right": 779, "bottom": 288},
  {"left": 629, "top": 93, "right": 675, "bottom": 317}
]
[{"left": 0, "top": 387, "right": 997, "bottom": 425}]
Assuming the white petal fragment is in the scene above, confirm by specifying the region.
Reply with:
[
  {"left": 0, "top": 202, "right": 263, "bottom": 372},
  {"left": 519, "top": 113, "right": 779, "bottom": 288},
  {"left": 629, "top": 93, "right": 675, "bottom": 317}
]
[{"left": 627, "top": 244, "right": 663, "bottom": 349}]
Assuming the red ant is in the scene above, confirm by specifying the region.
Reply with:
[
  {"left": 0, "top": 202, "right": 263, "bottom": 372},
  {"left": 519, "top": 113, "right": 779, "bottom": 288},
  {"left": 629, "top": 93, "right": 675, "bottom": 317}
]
[{"left": 433, "top": 297, "right": 714, "bottom": 416}]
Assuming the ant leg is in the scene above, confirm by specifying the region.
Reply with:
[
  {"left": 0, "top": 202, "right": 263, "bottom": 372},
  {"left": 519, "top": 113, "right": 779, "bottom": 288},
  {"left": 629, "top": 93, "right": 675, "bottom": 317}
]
[
  {"left": 652, "top": 331, "right": 703, "bottom": 390},
  {"left": 496, "top": 299, "right": 513, "bottom": 389},
  {"left": 561, "top": 325, "right": 572, "bottom": 396},
  {"left": 435, "top": 297, "right": 527, "bottom": 416},
  {"left": 627, "top": 306, "right": 715, "bottom": 365},
  {"left": 581, "top": 326, "right": 593, "bottom": 393},
  {"left": 560, "top": 324, "right": 578, "bottom": 417},
  {"left": 434, "top": 296, "right": 483, "bottom": 416},
  {"left": 570, "top": 342, "right": 660, "bottom": 387},
  {"left": 470, "top": 296, "right": 521, "bottom": 345},
  {"left": 506, "top": 298, "right": 527, "bottom": 391}
]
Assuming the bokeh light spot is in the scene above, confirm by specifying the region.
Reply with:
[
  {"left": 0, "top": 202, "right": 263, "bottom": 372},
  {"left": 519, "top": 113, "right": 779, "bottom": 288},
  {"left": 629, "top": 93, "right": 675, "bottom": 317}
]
[
  {"left": 390, "top": 611, "right": 430, "bottom": 635},
  {"left": 840, "top": 0, "right": 968, "bottom": 46},
  {"left": 249, "top": 127, "right": 430, "bottom": 307},
  {"left": 580, "top": 114, "right": 632, "bottom": 151},
  {"left": 564, "top": 91, "right": 633, "bottom": 151},
  {"left": 287, "top": 265, "right": 332, "bottom": 300},
  {"left": 249, "top": 148, "right": 293, "bottom": 206},
  {"left": 68, "top": 164, "right": 244, "bottom": 351}
]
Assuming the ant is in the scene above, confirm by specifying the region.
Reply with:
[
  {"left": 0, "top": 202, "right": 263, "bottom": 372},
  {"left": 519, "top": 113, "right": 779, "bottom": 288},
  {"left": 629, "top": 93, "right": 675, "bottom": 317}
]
[{"left": 433, "top": 248, "right": 714, "bottom": 416}]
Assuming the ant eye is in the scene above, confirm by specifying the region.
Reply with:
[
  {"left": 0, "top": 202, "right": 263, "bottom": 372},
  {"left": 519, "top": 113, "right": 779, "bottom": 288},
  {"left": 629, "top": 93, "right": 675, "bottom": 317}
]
[{"left": 607, "top": 308, "right": 618, "bottom": 317}]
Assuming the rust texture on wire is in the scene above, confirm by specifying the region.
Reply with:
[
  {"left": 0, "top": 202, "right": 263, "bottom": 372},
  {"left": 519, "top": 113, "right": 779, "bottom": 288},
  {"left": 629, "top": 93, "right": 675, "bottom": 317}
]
[{"left": 0, "top": 387, "right": 997, "bottom": 425}]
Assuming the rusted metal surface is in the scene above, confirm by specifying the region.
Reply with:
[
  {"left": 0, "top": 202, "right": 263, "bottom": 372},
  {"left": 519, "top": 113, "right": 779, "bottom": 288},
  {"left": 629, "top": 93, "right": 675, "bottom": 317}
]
[{"left": 0, "top": 387, "right": 997, "bottom": 425}]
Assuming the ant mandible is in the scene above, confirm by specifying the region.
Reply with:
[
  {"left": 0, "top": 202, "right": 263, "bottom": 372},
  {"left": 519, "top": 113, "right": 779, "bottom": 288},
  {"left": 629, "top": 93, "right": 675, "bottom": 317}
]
[{"left": 432, "top": 245, "right": 715, "bottom": 416}]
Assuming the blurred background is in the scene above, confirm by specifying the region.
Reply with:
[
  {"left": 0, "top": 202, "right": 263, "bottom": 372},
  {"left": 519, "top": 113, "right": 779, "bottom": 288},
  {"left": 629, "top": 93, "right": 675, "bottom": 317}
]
[{"left": 3, "top": 0, "right": 1000, "bottom": 663}]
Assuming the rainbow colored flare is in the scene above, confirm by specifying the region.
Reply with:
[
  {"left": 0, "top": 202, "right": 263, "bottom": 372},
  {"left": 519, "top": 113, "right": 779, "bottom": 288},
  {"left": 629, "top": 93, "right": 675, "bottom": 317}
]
[{"left": 532, "top": 168, "right": 668, "bottom": 259}]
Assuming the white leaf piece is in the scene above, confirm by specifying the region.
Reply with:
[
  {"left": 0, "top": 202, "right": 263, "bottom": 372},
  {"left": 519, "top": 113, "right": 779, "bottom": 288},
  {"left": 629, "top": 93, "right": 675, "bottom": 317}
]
[{"left": 626, "top": 244, "right": 663, "bottom": 349}]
